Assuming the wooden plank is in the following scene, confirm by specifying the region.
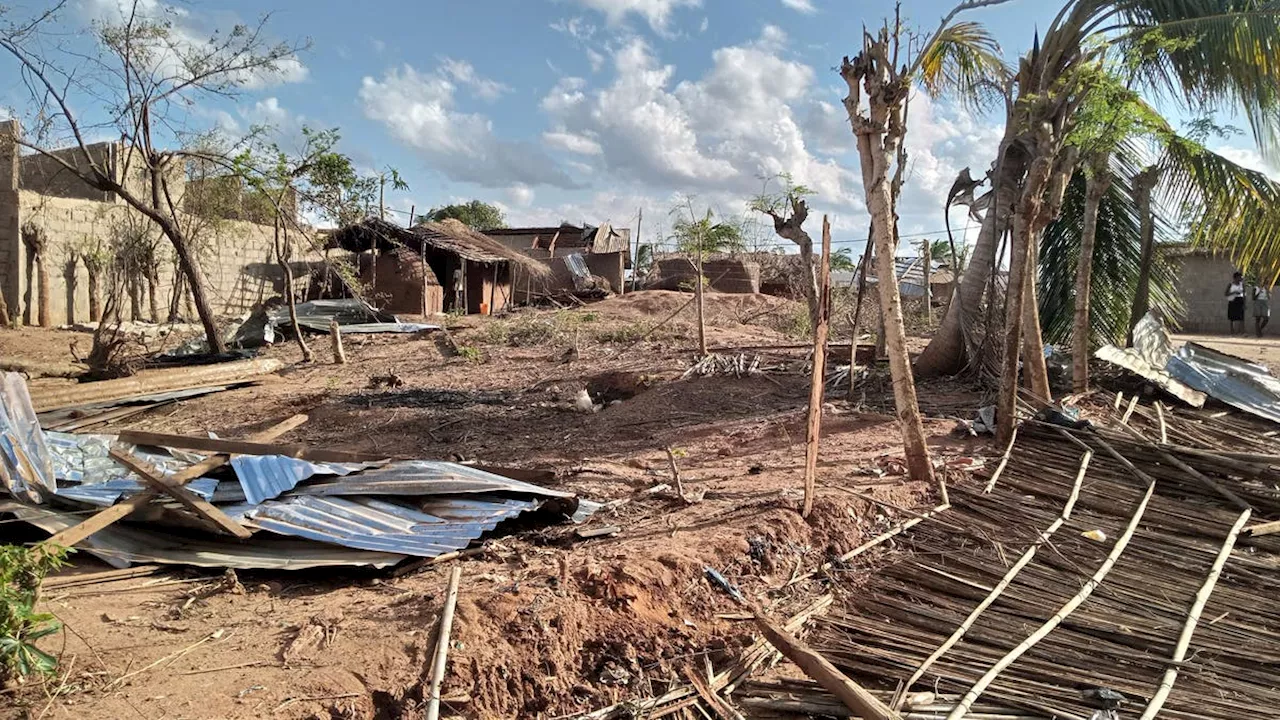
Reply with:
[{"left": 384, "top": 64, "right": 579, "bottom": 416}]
[
  {"left": 42, "top": 414, "right": 309, "bottom": 549},
  {"left": 1243, "top": 519, "right": 1280, "bottom": 537},
  {"left": 29, "top": 358, "right": 282, "bottom": 412},
  {"left": 108, "top": 448, "right": 252, "bottom": 538},
  {"left": 116, "top": 429, "right": 383, "bottom": 464}
]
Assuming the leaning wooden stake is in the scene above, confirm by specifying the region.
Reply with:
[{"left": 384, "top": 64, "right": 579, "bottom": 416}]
[
  {"left": 1138, "top": 508, "right": 1251, "bottom": 720},
  {"left": 946, "top": 479, "right": 1155, "bottom": 720},
  {"left": 753, "top": 613, "right": 897, "bottom": 720},
  {"left": 802, "top": 216, "right": 833, "bottom": 518},
  {"left": 982, "top": 427, "right": 1018, "bottom": 493},
  {"left": 330, "top": 319, "right": 347, "bottom": 364},
  {"left": 900, "top": 449, "right": 1090, "bottom": 709},
  {"left": 425, "top": 565, "right": 462, "bottom": 720}
]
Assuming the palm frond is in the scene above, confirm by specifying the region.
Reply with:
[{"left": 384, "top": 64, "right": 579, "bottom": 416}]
[
  {"left": 1158, "top": 134, "right": 1280, "bottom": 283},
  {"left": 1109, "top": 0, "right": 1280, "bottom": 157},
  {"left": 1039, "top": 165, "right": 1183, "bottom": 346},
  {"left": 917, "top": 21, "right": 1010, "bottom": 112}
]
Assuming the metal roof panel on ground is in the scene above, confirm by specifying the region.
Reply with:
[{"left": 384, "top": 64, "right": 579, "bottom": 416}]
[
  {"left": 279, "top": 460, "right": 576, "bottom": 499},
  {"left": 0, "top": 500, "right": 405, "bottom": 569},
  {"left": 1167, "top": 342, "right": 1280, "bottom": 424},
  {"left": 0, "top": 372, "right": 56, "bottom": 502},
  {"left": 230, "top": 454, "right": 380, "bottom": 505},
  {"left": 224, "top": 494, "right": 541, "bottom": 557}
]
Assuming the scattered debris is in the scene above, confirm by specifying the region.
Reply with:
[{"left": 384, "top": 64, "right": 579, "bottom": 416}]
[
  {"left": 27, "top": 358, "right": 283, "bottom": 414},
  {"left": 704, "top": 567, "right": 745, "bottom": 604}
]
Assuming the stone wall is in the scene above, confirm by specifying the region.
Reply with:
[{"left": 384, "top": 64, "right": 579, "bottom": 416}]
[{"left": 0, "top": 119, "right": 313, "bottom": 327}]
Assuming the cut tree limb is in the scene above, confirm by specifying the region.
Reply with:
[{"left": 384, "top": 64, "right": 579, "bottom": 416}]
[
  {"left": 115, "top": 430, "right": 383, "bottom": 463},
  {"left": 28, "top": 358, "right": 282, "bottom": 412},
  {"left": 425, "top": 565, "right": 463, "bottom": 720}
]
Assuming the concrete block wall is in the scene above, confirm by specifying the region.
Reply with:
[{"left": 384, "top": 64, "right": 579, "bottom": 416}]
[{"left": 1171, "top": 253, "right": 1240, "bottom": 334}]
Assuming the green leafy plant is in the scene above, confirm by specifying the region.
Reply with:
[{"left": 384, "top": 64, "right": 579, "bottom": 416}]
[
  {"left": 456, "top": 345, "right": 484, "bottom": 364},
  {"left": 1, "top": 544, "right": 68, "bottom": 681}
]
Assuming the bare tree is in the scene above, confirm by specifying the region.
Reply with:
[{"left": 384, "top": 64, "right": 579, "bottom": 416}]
[
  {"left": 0, "top": 1, "right": 309, "bottom": 352},
  {"left": 751, "top": 175, "right": 820, "bottom": 330}
]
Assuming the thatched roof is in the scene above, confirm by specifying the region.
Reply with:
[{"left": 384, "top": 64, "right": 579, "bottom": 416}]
[{"left": 328, "top": 217, "right": 550, "bottom": 275}]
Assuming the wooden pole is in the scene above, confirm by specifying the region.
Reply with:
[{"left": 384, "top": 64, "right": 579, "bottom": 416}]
[
  {"left": 695, "top": 228, "right": 707, "bottom": 356},
  {"left": 753, "top": 613, "right": 897, "bottom": 720},
  {"left": 1138, "top": 508, "right": 1250, "bottom": 719},
  {"left": 922, "top": 239, "right": 933, "bottom": 325},
  {"left": 848, "top": 225, "right": 874, "bottom": 400},
  {"left": 330, "top": 318, "right": 347, "bottom": 365},
  {"left": 425, "top": 565, "right": 462, "bottom": 720},
  {"left": 802, "top": 216, "right": 832, "bottom": 518},
  {"left": 633, "top": 207, "right": 642, "bottom": 292},
  {"left": 108, "top": 448, "right": 251, "bottom": 538}
]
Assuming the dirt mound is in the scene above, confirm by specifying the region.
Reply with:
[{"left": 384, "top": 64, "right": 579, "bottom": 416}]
[{"left": 590, "top": 290, "right": 800, "bottom": 328}]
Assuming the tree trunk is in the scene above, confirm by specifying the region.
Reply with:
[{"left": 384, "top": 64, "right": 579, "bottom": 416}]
[
  {"left": 165, "top": 227, "right": 225, "bottom": 352},
  {"left": 275, "top": 219, "right": 313, "bottom": 362},
  {"left": 146, "top": 265, "right": 161, "bottom": 323},
  {"left": 916, "top": 141, "right": 1025, "bottom": 376},
  {"left": 63, "top": 256, "right": 78, "bottom": 325},
  {"left": 0, "top": 280, "right": 9, "bottom": 327},
  {"left": 168, "top": 265, "right": 185, "bottom": 322},
  {"left": 35, "top": 249, "right": 50, "bottom": 328},
  {"left": 128, "top": 271, "right": 142, "bottom": 322},
  {"left": 1128, "top": 167, "right": 1160, "bottom": 346},
  {"left": 797, "top": 238, "right": 820, "bottom": 332},
  {"left": 996, "top": 155, "right": 1054, "bottom": 444},
  {"left": 1072, "top": 167, "right": 1111, "bottom": 393},
  {"left": 802, "top": 217, "right": 832, "bottom": 518},
  {"left": 1022, "top": 149, "right": 1077, "bottom": 402},
  {"left": 87, "top": 265, "right": 102, "bottom": 322}
]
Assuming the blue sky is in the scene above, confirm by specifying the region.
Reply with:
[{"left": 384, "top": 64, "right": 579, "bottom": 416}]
[{"left": 2, "top": 0, "right": 1276, "bottom": 254}]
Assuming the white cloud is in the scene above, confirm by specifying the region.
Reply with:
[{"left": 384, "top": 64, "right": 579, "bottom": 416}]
[
  {"left": 550, "top": 16, "right": 598, "bottom": 41},
  {"left": 371, "top": 38, "right": 387, "bottom": 54},
  {"left": 360, "top": 64, "right": 576, "bottom": 189},
  {"left": 507, "top": 184, "right": 535, "bottom": 207},
  {"left": 439, "top": 58, "right": 511, "bottom": 101},
  {"left": 781, "top": 0, "right": 817, "bottom": 13},
  {"left": 78, "top": 0, "right": 308, "bottom": 89},
  {"left": 566, "top": 0, "right": 702, "bottom": 34},
  {"left": 539, "top": 28, "right": 859, "bottom": 209},
  {"left": 587, "top": 48, "right": 606, "bottom": 73},
  {"left": 1212, "top": 145, "right": 1280, "bottom": 181},
  {"left": 543, "top": 129, "right": 604, "bottom": 155},
  {"left": 699, "top": 17, "right": 709, "bottom": 32},
  {"left": 248, "top": 97, "right": 291, "bottom": 126}
]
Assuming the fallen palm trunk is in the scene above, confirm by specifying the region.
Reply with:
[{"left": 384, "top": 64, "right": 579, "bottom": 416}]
[{"left": 28, "top": 358, "right": 283, "bottom": 412}]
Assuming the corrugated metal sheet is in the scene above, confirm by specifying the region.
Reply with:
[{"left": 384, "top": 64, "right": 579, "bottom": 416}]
[
  {"left": 230, "top": 455, "right": 378, "bottom": 505},
  {"left": 331, "top": 323, "right": 440, "bottom": 334},
  {"left": 0, "top": 372, "right": 56, "bottom": 502},
  {"left": 1095, "top": 345, "right": 1207, "bottom": 407},
  {"left": 1167, "top": 342, "right": 1280, "bottom": 424},
  {"left": 279, "top": 460, "right": 575, "bottom": 499},
  {"left": 0, "top": 500, "right": 405, "bottom": 569},
  {"left": 44, "top": 431, "right": 215, "bottom": 505},
  {"left": 268, "top": 299, "right": 397, "bottom": 333},
  {"left": 228, "top": 494, "right": 541, "bottom": 557}
]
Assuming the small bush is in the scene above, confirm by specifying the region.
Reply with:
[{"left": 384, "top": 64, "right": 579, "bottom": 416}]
[
  {"left": 456, "top": 345, "right": 484, "bottom": 363},
  {"left": 594, "top": 324, "right": 647, "bottom": 344},
  {"left": 1, "top": 544, "right": 67, "bottom": 682}
]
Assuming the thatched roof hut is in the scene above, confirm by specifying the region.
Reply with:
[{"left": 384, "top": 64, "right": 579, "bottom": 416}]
[{"left": 327, "top": 217, "right": 550, "bottom": 276}]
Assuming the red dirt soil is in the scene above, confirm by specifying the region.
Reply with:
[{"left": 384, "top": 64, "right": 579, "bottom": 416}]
[{"left": 0, "top": 291, "right": 990, "bottom": 719}]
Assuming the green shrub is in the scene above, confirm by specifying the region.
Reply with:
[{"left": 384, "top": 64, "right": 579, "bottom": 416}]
[
  {"left": 1, "top": 544, "right": 67, "bottom": 681},
  {"left": 456, "top": 345, "right": 484, "bottom": 363}
]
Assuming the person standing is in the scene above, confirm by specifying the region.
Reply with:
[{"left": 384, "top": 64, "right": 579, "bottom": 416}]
[
  {"left": 1226, "top": 271, "right": 1246, "bottom": 334},
  {"left": 1253, "top": 280, "right": 1271, "bottom": 338}
]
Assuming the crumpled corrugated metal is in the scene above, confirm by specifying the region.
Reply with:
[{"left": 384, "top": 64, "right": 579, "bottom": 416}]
[
  {"left": 1167, "top": 342, "right": 1280, "bottom": 425},
  {"left": 230, "top": 454, "right": 378, "bottom": 504},
  {"left": 0, "top": 372, "right": 56, "bottom": 502}
]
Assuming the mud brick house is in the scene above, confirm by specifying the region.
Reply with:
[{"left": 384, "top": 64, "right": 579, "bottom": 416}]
[
  {"left": 1167, "top": 245, "right": 1269, "bottom": 334},
  {"left": 0, "top": 119, "right": 309, "bottom": 327},
  {"left": 327, "top": 217, "right": 549, "bottom": 315},
  {"left": 486, "top": 223, "right": 631, "bottom": 295}
]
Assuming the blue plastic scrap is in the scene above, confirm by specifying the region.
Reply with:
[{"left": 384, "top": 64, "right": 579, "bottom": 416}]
[{"left": 704, "top": 567, "right": 746, "bottom": 604}]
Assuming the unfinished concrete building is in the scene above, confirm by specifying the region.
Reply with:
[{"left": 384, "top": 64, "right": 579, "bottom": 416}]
[{"left": 0, "top": 119, "right": 308, "bottom": 327}]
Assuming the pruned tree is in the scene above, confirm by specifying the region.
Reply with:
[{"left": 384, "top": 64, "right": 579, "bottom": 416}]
[
  {"left": 838, "top": 5, "right": 1007, "bottom": 485},
  {"left": 0, "top": 0, "right": 310, "bottom": 352},
  {"left": 751, "top": 174, "right": 820, "bottom": 330},
  {"left": 670, "top": 201, "right": 742, "bottom": 356}
]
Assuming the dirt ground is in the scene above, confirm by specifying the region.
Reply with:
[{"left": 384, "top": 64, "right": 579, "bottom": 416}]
[
  {"left": 1174, "top": 332, "right": 1280, "bottom": 367},
  {"left": 1, "top": 291, "right": 994, "bottom": 719}
]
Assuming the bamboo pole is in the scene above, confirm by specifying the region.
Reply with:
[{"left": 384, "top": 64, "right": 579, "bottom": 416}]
[
  {"left": 983, "top": 428, "right": 1018, "bottom": 493},
  {"left": 330, "top": 319, "right": 347, "bottom": 364},
  {"left": 900, "top": 449, "right": 1090, "bottom": 708},
  {"left": 1138, "top": 508, "right": 1251, "bottom": 719},
  {"left": 946, "top": 479, "right": 1155, "bottom": 720},
  {"left": 802, "top": 217, "right": 832, "bottom": 518},
  {"left": 1155, "top": 401, "right": 1168, "bottom": 445},
  {"left": 425, "top": 565, "right": 462, "bottom": 720}
]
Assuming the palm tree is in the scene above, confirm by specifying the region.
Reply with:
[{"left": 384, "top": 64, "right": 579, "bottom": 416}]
[{"left": 916, "top": 0, "right": 1280, "bottom": 410}]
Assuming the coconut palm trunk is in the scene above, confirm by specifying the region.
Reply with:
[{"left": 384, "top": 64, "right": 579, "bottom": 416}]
[
  {"left": 1072, "top": 159, "right": 1112, "bottom": 392},
  {"left": 1128, "top": 166, "right": 1160, "bottom": 345}
]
